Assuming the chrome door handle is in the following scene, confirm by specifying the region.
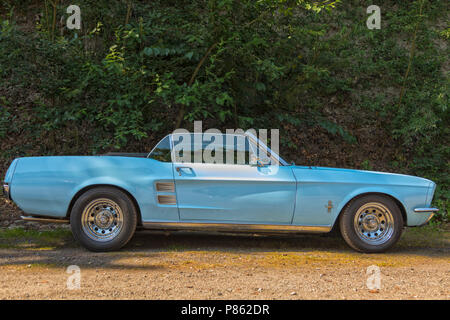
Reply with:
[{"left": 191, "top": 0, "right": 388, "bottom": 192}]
[{"left": 176, "top": 166, "right": 192, "bottom": 176}]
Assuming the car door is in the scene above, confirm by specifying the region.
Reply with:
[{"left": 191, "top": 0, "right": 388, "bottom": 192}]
[{"left": 171, "top": 133, "right": 296, "bottom": 224}]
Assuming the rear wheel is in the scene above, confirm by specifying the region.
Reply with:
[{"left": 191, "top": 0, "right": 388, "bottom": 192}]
[
  {"left": 70, "top": 187, "right": 137, "bottom": 252},
  {"left": 339, "top": 195, "right": 403, "bottom": 253}
]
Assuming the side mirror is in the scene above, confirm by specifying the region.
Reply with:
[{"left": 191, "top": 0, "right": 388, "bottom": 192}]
[{"left": 250, "top": 155, "right": 271, "bottom": 167}]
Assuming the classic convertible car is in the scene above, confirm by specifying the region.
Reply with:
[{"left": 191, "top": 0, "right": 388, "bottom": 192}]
[{"left": 3, "top": 132, "right": 438, "bottom": 252}]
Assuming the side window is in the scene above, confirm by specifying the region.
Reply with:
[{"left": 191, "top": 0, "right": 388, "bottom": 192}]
[
  {"left": 172, "top": 133, "right": 255, "bottom": 165},
  {"left": 172, "top": 133, "right": 197, "bottom": 163},
  {"left": 148, "top": 136, "right": 172, "bottom": 162},
  {"left": 224, "top": 135, "right": 254, "bottom": 165}
]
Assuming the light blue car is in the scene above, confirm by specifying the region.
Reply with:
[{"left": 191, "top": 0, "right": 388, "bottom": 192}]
[{"left": 2, "top": 132, "right": 438, "bottom": 252}]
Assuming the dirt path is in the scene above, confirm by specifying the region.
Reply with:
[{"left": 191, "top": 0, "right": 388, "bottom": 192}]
[{"left": 0, "top": 227, "right": 449, "bottom": 299}]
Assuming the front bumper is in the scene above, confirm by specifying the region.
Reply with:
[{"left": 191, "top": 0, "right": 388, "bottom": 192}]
[{"left": 2, "top": 182, "right": 10, "bottom": 200}]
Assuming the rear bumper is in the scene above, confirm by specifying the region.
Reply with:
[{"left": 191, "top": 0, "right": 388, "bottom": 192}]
[
  {"left": 413, "top": 207, "right": 439, "bottom": 226},
  {"left": 2, "top": 182, "right": 10, "bottom": 200},
  {"left": 414, "top": 208, "right": 439, "bottom": 213}
]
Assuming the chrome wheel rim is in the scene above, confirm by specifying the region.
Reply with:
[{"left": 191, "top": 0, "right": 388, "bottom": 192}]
[
  {"left": 354, "top": 202, "right": 394, "bottom": 245},
  {"left": 81, "top": 198, "right": 123, "bottom": 242}
]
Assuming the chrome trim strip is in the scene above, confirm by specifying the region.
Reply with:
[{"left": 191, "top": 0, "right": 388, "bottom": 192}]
[
  {"left": 414, "top": 208, "right": 439, "bottom": 213},
  {"left": 142, "top": 222, "right": 331, "bottom": 233},
  {"left": 21, "top": 216, "right": 69, "bottom": 224}
]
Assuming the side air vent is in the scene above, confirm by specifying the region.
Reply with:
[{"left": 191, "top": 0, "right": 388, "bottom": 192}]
[
  {"left": 156, "top": 182, "right": 175, "bottom": 192},
  {"left": 157, "top": 195, "right": 177, "bottom": 205}
]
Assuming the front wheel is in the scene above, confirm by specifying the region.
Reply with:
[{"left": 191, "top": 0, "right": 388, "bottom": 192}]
[
  {"left": 339, "top": 195, "right": 403, "bottom": 253},
  {"left": 70, "top": 187, "right": 137, "bottom": 252}
]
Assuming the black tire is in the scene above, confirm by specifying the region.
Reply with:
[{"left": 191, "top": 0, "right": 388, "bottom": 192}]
[
  {"left": 70, "top": 187, "right": 137, "bottom": 252},
  {"left": 339, "top": 194, "right": 403, "bottom": 253}
]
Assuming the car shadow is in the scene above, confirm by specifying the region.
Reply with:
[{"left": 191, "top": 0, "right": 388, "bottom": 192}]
[
  {"left": 128, "top": 229, "right": 449, "bottom": 257},
  {"left": 129, "top": 229, "right": 349, "bottom": 253},
  {"left": 0, "top": 229, "right": 447, "bottom": 271}
]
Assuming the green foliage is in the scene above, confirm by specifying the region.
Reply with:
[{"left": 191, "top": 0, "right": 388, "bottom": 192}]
[
  {"left": 0, "top": 104, "right": 11, "bottom": 138},
  {"left": 361, "top": 160, "right": 373, "bottom": 171}
]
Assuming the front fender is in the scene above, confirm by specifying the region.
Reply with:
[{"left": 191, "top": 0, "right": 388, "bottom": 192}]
[
  {"left": 330, "top": 183, "right": 433, "bottom": 227},
  {"left": 330, "top": 187, "right": 408, "bottom": 226}
]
